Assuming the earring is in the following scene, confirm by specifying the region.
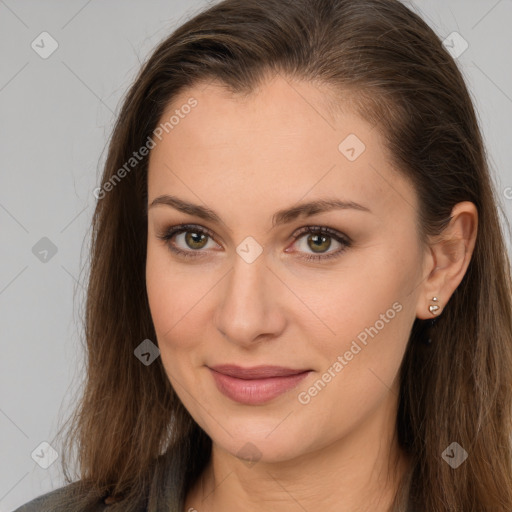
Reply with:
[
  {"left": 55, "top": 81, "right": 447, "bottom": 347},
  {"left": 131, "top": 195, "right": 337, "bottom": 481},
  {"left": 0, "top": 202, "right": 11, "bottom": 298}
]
[
  {"left": 428, "top": 296, "right": 441, "bottom": 316},
  {"left": 423, "top": 317, "right": 438, "bottom": 345},
  {"left": 422, "top": 297, "right": 441, "bottom": 345}
]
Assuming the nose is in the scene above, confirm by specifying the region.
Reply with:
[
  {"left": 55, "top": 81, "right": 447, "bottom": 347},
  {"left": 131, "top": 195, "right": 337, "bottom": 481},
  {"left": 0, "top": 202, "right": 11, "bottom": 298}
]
[{"left": 214, "top": 253, "right": 286, "bottom": 348}]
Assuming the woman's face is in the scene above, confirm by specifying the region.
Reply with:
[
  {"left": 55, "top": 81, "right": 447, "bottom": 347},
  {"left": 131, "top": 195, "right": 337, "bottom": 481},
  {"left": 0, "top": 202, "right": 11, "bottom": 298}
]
[{"left": 146, "top": 75, "right": 427, "bottom": 463}]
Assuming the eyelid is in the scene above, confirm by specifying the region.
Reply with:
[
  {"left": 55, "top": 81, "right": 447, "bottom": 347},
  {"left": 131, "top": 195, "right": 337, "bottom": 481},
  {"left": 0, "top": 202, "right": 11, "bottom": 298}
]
[
  {"left": 156, "top": 223, "right": 352, "bottom": 261},
  {"left": 286, "top": 226, "right": 351, "bottom": 262},
  {"left": 156, "top": 223, "right": 221, "bottom": 258},
  {"left": 290, "top": 225, "right": 352, "bottom": 244}
]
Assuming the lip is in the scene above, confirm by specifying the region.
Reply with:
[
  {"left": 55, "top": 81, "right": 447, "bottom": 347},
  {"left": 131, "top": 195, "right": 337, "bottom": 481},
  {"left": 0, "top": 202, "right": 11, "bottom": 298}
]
[
  {"left": 210, "top": 364, "right": 310, "bottom": 379},
  {"left": 208, "top": 365, "right": 312, "bottom": 405}
]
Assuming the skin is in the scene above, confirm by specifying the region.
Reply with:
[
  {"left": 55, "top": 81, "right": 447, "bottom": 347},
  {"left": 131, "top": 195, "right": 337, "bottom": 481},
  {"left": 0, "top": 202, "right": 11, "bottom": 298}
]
[{"left": 145, "top": 74, "right": 478, "bottom": 512}]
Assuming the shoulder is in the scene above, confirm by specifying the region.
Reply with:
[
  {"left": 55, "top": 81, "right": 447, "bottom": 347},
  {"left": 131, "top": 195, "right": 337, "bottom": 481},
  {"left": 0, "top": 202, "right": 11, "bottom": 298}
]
[
  {"left": 12, "top": 482, "right": 109, "bottom": 512},
  {"left": 12, "top": 486, "right": 66, "bottom": 512}
]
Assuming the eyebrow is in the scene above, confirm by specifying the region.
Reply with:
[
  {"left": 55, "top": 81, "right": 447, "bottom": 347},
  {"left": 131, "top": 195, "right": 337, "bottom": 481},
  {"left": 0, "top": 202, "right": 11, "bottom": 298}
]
[{"left": 148, "top": 194, "right": 371, "bottom": 228}]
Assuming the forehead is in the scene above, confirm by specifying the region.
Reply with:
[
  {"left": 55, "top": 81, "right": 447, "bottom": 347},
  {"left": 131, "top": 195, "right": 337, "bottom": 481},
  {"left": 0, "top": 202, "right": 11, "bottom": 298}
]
[{"left": 147, "top": 76, "right": 417, "bottom": 222}]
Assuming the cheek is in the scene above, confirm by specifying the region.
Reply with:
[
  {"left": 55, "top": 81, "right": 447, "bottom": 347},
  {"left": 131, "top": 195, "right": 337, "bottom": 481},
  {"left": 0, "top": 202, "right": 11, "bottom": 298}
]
[
  {"left": 145, "top": 242, "right": 219, "bottom": 364},
  {"left": 295, "top": 290, "right": 412, "bottom": 428},
  {"left": 303, "top": 242, "right": 419, "bottom": 385},
  {"left": 146, "top": 244, "right": 193, "bottom": 349},
  {"left": 303, "top": 257, "right": 414, "bottom": 339}
]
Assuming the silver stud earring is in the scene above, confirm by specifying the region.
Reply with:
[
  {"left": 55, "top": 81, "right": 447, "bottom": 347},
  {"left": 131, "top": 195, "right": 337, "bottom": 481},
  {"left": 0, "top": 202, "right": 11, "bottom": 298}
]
[{"left": 428, "top": 296, "right": 441, "bottom": 315}]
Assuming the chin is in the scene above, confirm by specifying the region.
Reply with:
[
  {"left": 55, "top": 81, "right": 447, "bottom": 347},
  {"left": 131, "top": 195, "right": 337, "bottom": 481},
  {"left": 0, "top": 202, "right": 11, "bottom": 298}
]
[{"left": 208, "top": 422, "right": 315, "bottom": 465}]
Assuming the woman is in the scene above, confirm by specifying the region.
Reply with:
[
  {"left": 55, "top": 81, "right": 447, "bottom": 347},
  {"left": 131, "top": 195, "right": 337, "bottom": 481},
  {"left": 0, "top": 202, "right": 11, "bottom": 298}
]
[{"left": 14, "top": 0, "right": 512, "bottom": 510}]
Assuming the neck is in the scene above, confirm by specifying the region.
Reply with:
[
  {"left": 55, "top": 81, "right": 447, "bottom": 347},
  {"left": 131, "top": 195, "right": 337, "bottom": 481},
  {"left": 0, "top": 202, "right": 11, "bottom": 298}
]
[{"left": 185, "top": 394, "right": 411, "bottom": 512}]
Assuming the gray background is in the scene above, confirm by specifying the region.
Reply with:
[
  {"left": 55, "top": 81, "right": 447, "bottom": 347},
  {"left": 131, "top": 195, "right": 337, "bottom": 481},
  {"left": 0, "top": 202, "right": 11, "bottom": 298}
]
[{"left": 1, "top": 1, "right": 511, "bottom": 510}]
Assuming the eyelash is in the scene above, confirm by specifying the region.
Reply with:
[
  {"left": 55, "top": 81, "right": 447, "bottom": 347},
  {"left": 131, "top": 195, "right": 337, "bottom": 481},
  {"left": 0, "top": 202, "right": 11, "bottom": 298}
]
[{"left": 156, "top": 223, "right": 352, "bottom": 262}]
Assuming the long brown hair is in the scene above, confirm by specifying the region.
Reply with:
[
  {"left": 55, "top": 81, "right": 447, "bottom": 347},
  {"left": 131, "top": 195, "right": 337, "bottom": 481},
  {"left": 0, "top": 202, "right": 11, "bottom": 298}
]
[{"left": 44, "top": 0, "right": 512, "bottom": 510}]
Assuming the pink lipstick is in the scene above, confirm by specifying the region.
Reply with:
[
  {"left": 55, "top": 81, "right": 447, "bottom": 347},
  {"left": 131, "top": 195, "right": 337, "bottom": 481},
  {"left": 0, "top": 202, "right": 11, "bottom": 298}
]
[{"left": 208, "top": 365, "right": 312, "bottom": 405}]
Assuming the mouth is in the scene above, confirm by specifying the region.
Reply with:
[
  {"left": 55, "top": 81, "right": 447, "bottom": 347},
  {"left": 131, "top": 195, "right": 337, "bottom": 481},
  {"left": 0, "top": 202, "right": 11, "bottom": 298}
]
[
  {"left": 209, "top": 364, "right": 311, "bottom": 379},
  {"left": 208, "top": 365, "right": 312, "bottom": 405}
]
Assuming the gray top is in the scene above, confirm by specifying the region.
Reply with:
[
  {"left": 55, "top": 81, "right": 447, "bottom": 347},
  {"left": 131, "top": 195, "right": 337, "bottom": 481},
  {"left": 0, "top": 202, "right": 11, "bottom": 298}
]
[
  {"left": 13, "top": 450, "right": 420, "bottom": 512},
  {"left": 12, "top": 486, "right": 111, "bottom": 512},
  {"left": 12, "top": 449, "right": 184, "bottom": 512}
]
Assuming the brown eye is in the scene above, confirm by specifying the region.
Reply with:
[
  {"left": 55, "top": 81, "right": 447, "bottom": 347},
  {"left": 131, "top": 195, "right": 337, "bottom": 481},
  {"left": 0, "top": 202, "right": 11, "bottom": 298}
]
[
  {"left": 156, "top": 224, "right": 219, "bottom": 259},
  {"left": 157, "top": 224, "right": 351, "bottom": 263},
  {"left": 306, "top": 233, "right": 332, "bottom": 253},
  {"left": 184, "top": 231, "right": 209, "bottom": 250},
  {"left": 289, "top": 226, "right": 352, "bottom": 262}
]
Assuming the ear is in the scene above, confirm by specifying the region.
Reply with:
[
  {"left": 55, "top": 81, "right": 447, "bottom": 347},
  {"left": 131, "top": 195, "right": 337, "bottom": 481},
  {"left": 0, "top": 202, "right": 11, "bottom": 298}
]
[{"left": 415, "top": 201, "right": 478, "bottom": 320}]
